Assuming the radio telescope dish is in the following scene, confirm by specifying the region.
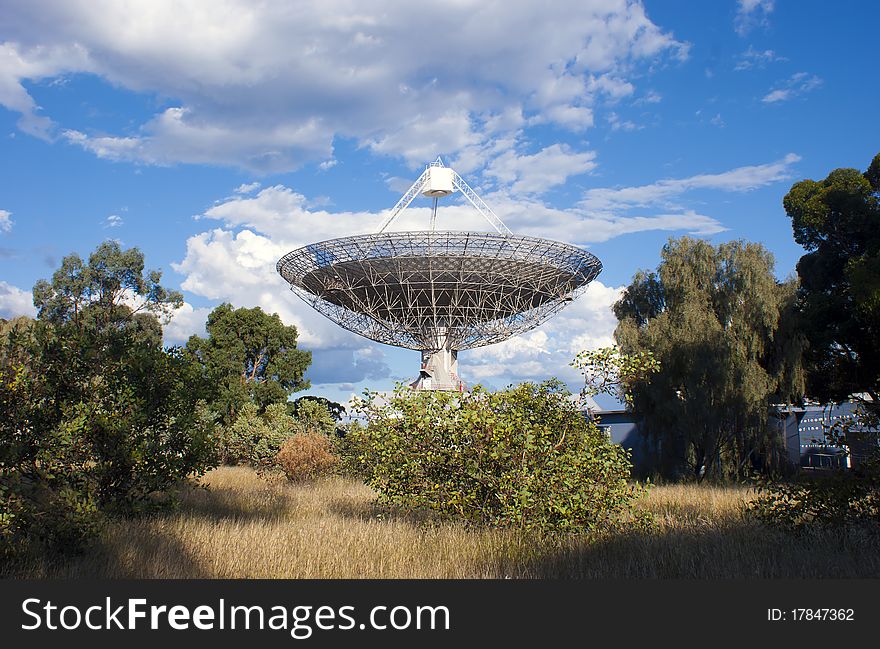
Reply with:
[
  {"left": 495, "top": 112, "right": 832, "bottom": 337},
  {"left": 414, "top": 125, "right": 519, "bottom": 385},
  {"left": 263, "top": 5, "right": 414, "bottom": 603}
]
[{"left": 277, "top": 158, "right": 602, "bottom": 390}]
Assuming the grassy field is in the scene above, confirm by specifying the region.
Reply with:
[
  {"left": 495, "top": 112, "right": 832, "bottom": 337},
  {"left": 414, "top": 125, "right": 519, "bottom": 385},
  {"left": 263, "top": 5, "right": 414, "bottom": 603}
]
[{"left": 5, "top": 466, "right": 878, "bottom": 578}]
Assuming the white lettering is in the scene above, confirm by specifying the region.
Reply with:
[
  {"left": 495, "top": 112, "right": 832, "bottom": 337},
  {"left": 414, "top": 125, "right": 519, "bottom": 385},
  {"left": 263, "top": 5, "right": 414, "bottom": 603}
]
[{"left": 21, "top": 598, "right": 42, "bottom": 630}]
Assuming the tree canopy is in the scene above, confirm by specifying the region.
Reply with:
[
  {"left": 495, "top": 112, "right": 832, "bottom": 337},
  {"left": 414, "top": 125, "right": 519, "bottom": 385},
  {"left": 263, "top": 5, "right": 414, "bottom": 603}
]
[
  {"left": 614, "top": 236, "right": 804, "bottom": 480},
  {"left": 186, "top": 303, "right": 311, "bottom": 421},
  {"left": 32, "top": 240, "right": 182, "bottom": 347},
  {"left": 783, "top": 152, "right": 880, "bottom": 406},
  {"left": 2, "top": 242, "right": 214, "bottom": 557}
]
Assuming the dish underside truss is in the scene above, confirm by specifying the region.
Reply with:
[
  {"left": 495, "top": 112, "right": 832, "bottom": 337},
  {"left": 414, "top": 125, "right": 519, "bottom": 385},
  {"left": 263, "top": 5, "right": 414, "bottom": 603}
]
[{"left": 277, "top": 230, "right": 602, "bottom": 352}]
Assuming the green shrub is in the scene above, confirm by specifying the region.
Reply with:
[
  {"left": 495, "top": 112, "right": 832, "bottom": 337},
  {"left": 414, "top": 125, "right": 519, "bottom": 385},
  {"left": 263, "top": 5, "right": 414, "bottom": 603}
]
[
  {"left": 749, "top": 409, "right": 880, "bottom": 528},
  {"left": 1, "top": 322, "right": 217, "bottom": 556},
  {"left": 290, "top": 398, "right": 337, "bottom": 436},
  {"left": 276, "top": 433, "right": 339, "bottom": 482},
  {"left": 350, "top": 380, "right": 649, "bottom": 535},
  {"left": 215, "top": 401, "right": 337, "bottom": 471},
  {"left": 217, "top": 403, "right": 290, "bottom": 467},
  {"left": 334, "top": 420, "right": 370, "bottom": 479}
]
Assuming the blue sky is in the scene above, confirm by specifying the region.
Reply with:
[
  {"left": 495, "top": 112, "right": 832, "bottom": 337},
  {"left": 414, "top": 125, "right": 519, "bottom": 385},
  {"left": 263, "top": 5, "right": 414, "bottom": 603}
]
[{"left": 1, "top": 0, "right": 878, "bottom": 406}]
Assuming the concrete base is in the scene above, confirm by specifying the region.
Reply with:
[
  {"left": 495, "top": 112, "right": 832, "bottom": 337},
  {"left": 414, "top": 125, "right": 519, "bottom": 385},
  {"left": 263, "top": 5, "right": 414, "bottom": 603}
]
[{"left": 409, "top": 347, "right": 465, "bottom": 391}]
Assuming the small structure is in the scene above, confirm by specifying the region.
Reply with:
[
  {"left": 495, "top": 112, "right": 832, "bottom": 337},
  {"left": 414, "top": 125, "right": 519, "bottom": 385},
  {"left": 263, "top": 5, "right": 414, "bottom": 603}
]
[
  {"left": 591, "top": 400, "right": 872, "bottom": 475},
  {"left": 769, "top": 402, "right": 865, "bottom": 470},
  {"left": 277, "top": 158, "right": 602, "bottom": 390}
]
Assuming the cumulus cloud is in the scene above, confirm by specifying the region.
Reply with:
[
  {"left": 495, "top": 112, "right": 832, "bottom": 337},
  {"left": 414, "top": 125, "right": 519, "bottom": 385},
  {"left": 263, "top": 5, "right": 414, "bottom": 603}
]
[
  {"left": 0, "top": 209, "right": 12, "bottom": 233},
  {"left": 104, "top": 214, "right": 123, "bottom": 228},
  {"left": 162, "top": 301, "right": 212, "bottom": 346},
  {"left": 1, "top": 0, "right": 687, "bottom": 172},
  {"left": 234, "top": 182, "right": 261, "bottom": 194},
  {"left": 461, "top": 280, "right": 623, "bottom": 385},
  {"left": 484, "top": 144, "right": 597, "bottom": 194},
  {"left": 762, "top": 73, "right": 823, "bottom": 104},
  {"left": 0, "top": 281, "right": 36, "bottom": 318}
]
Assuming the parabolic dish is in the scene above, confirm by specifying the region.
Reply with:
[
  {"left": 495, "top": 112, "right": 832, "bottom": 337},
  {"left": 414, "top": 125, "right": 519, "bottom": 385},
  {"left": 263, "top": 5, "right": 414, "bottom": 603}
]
[{"left": 276, "top": 230, "right": 602, "bottom": 351}]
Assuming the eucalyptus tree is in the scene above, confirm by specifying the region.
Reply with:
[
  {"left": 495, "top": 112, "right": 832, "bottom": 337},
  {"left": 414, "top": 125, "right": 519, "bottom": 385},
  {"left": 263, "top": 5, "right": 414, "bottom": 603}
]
[
  {"left": 32, "top": 240, "right": 182, "bottom": 347},
  {"left": 614, "top": 237, "right": 804, "bottom": 480},
  {"left": 186, "top": 303, "right": 311, "bottom": 422},
  {"left": 2, "top": 243, "right": 213, "bottom": 556},
  {"left": 783, "top": 152, "right": 880, "bottom": 408}
]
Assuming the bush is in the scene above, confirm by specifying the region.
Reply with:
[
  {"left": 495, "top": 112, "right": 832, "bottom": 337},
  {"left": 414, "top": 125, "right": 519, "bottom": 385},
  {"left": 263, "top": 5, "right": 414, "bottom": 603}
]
[
  {"left": 350, "top": 380, "right": 649, "bottom": 535},
  {"left": 216, "top": 403, "right": 292, "bottom": 467},
  {"left": 1, "top": 243, "right": 218, "bottom": 558},
  {"left": 749, "top": 409, "right": 880, "bottom": 528},
  {"left": 276, "top": 433, "right": 339, "bottom": 482},
  {"left": 290, "top": 398, "right": 338, "bottom": 436},
  {"left": 334, "top": 420, "right": 370, "bottom": 479},
  {"left": 1, "top": 321, "right": 217, "bottom": 556}
]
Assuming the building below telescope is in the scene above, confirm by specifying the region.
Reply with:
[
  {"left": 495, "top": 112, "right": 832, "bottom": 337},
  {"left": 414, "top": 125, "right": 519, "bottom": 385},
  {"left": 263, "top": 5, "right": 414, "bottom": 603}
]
[{"left": 591, "top": 400, "right": 875, "bottom": 477}]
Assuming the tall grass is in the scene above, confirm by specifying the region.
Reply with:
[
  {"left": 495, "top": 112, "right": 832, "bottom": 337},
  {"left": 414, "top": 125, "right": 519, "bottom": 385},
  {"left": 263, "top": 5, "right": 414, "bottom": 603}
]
[{"left": 5, "top": 467, "right": 878, "bottom": 578}]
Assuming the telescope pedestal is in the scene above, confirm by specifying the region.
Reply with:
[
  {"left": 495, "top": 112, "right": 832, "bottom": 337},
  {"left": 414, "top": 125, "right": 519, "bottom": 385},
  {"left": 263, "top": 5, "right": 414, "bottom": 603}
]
[{"left": 410, "top": 347, "right": 464, "bottom": 391}]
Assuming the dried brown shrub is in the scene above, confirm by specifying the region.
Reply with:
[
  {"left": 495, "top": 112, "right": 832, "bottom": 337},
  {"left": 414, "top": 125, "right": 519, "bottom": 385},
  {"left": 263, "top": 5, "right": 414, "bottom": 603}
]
[{"left": 275, "top": 432, "right": 339, "bottom": 482}]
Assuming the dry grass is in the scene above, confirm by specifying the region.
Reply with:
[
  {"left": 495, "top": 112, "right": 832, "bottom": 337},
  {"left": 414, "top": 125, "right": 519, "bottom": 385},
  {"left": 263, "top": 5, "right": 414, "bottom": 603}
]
[{"left": 6, "top": 467, "right": 879, "bottom": 579}]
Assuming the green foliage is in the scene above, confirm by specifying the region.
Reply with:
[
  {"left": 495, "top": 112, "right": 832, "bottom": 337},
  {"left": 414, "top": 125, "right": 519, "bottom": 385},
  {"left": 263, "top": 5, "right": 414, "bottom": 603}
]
[
  {"left": 1, "top": 243, "right": 214, "bottom": 557},
  {"left": 614, "top": 237, "right": 805, "bottom": 480},
  {"left": 215, "top": 400, "right": 336, "bottom": 470},
  {"left": 32, "top": 240, "right": 182, "bottom": 346},
  {"left": 186, "top": 304, "right": 311, "bottom": 422},
  {"left": 216, "top": 402, "right": 292, "bottom": 467},
  {"left": 334, "top": 420, "right": 370, "bottom": 479},
  {"left": 570, "top": 346, "right": 659, "bottom": 407},
  {"left": 349, "top": 381, "right": 649, "bottom": 535},
  {"left": 782, "top": 152, "right": 880, "bottom": 406},
  {"left": 749, "top": 412, "right": 880, "bottom": 528},
  {"left": 290, "top": 398, "right": 338, "bottom": 436},
  {"left": 290, "top": 395, "right": 346, "bottom": 422}
]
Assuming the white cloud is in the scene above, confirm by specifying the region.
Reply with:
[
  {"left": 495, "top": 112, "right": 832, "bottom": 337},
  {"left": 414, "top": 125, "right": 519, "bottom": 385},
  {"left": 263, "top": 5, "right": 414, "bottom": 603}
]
[
  {"left": 104, "top": 214, "right": 123, "bottom": 228},
  {"left": 0, "top": 281, "right": 36, "bottom": 318},
  {"left": 734, "top": 46, "right": 786, "bottom": 71},
  {"left": 762, "top": 73, "right": 823, "bottom": 104},
  {"left": 0, "top": 209, "right": 12, "bottom": 233},
  {"left": 762, "top": 89, "right": 789, "bottom": 103},
  {"left": 586, "top": 74, "right": 635, "bottom": 102},
  {"left": 735, "top": 0, "right": 775, "bottom": 36},
  {"left": 580, "top": 153, "right": 801, "bottom": 213},
  {"left": 1, "top": 1, "right": 687, "bottom": 172},
  {"left": 234, "top": 182, "right": 261, "bottom": 194},
  {"left": 607, "top": 112, "right": 639, "bottom": 132},
  {"left": 163, "top": 302, "right": 212, "bottom": 346},
  {"left": 462, "top": 280, "right": 623, "bottom": 384},
  {"left": 171, "top": 226, "right": 371, "bottom": 351},
  {"left": 484, "top": 144, "right": 597, "bottom": 194}
]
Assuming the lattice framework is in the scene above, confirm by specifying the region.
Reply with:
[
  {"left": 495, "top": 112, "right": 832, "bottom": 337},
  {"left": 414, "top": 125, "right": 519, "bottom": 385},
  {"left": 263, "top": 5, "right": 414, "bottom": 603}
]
[{"left": 277, "top": 230, "right": 602, "bottom": 351}]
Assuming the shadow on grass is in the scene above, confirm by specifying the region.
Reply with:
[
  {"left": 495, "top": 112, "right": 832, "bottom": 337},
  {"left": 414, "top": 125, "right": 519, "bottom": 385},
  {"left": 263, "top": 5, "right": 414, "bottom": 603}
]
[
  {"left": 328, "top": 495, "right": 441, "bottom": 526},
  {"left": 512, "top": 521, "right": 880, "bottom": 579},
  {"left": 1, "top": 518, "right": 211, "bottom": 579},
  {"left": 172, "top": 482, "right": 291, "bottom": 523},
  {"left": 1, "top": 482, "right": 292, "bottom": 579}
]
